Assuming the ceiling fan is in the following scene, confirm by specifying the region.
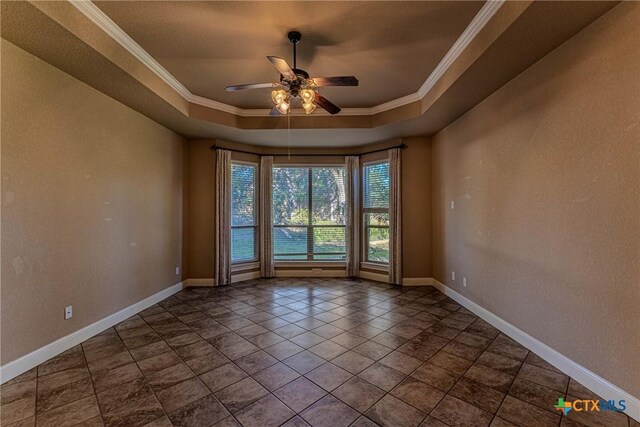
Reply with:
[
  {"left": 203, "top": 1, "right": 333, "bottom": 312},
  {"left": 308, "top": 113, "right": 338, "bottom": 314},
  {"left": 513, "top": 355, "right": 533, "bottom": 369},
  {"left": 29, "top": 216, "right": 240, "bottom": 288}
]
[{"left": 225, "top": 31, "right": 358, "bottom": 115}]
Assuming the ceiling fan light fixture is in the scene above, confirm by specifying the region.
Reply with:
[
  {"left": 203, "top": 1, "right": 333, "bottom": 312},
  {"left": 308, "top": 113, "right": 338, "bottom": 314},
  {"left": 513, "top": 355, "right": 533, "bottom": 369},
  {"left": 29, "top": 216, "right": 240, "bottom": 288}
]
[
  {"left": 271, "top": 89, "right": 287, "bottom": 104},
  {"left": 302, "top": 101, "right": 316, "bottom": 115},
  {"left": 276, "top": 99, "right": 290, "bottom": 114},
  {"left": 300, "top": 89, "right": 315, "bottom": 104}
]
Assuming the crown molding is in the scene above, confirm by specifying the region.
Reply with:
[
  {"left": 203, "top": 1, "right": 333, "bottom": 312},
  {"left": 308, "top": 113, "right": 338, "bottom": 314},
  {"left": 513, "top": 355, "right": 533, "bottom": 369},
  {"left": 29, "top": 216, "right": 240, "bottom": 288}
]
[{"left": 68, "top": 0, "right": 504, "bottom": 118}]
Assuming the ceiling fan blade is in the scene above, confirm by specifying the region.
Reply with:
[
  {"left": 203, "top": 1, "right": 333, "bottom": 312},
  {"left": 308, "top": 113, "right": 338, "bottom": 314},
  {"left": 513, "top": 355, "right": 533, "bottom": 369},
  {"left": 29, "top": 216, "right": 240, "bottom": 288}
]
[
  {"left": 310, "top": 76, "right": 359, "bottom": 87},
  {"left": 225, "top": 82, "right": 277, "bottom": 92},
  {"left": 269, "top": 107, "right": 282, "bottom": 116},
  {"left": 267, "top": 56, "right": 297, "bottom": 80},
  {"left": 314, "top": 93, "right": 341, "bottom": 115}
]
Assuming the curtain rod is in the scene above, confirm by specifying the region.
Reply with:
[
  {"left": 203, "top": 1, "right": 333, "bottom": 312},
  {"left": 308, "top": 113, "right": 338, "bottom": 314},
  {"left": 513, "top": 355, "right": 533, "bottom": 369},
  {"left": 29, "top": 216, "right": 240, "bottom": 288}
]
[{"left": 209, "top": 143, "right": 406, "bottom": 157}]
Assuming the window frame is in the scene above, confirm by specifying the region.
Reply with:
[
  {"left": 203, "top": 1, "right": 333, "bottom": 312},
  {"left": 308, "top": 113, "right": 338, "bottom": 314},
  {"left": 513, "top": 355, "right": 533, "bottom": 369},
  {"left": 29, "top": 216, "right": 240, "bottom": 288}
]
[
  {"left": 272, "top": 164, "right": 347, "bottom": 262},
  {"left": 230, "top": 160, "right": 259, "bottom": 264},
  {"left": 361, "top": 159, "right": 390, "bottom": 265}
]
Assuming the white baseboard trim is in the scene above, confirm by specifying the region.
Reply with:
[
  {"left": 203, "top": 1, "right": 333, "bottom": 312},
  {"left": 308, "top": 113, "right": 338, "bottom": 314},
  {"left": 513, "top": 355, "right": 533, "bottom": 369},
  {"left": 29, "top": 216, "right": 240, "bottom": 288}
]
[
  {"left": 184, "top": 278, "right": 215, "bottom": 287},
  {"left": 358, "top": 270, "right": 389, "bottom": 283},
  {"left": 431, "top": 279, "right": 640, "bottom": 422},
  {"left": 232, "top": 271, "right": 261, "bottom": 283},
  {"left": 275, "top": 269, "right": 347, "bottom": 278},
  {"left": 402, "top": 277, "right": 434, "bottom": 286},
  {"left": 0, "top": 281, "right": 185, "bottom": 385}
]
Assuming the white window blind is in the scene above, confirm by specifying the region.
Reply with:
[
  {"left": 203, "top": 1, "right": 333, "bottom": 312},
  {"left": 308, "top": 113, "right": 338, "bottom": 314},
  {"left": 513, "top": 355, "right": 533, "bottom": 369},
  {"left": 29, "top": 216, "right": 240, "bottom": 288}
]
[
  {"left": 363, "top": 161, "right": 390, "bottom": 263},
  {"left": 272, "top": 166, "right": 346, "bottom": 260},
  {"left": 231, "top": 163, "right": 257, "bottom": 263}
]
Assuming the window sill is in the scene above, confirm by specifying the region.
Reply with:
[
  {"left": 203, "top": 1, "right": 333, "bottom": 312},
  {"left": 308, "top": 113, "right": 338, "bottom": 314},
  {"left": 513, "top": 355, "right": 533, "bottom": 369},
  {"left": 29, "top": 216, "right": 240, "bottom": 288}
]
[
  {"left": 360, "top": 261, "right": 389, "bottom": 272},
  {"left": 231, "top": 261, "right": 260, "bottom": 272},
  {"left": 275, "top": 261, "right": 346, "bottom": 268}
]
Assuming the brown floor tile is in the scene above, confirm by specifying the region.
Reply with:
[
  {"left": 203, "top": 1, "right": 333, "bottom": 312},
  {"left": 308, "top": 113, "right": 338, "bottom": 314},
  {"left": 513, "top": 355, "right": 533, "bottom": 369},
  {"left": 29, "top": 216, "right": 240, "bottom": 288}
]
[
  {"left": 300, "top": 395, "right": 359, "bottom": 427},
  {"left": 441, "top": 341, "right": 484, "bottom": 361},
  {"left": 137, "top": 351, "right": 183, "bottom": 375},
  {"left": 332, "top": 351, "right": 375, "bottom": 375},
  {"left": 333, "top": 377, "right": 385, "bottom": 412},
  {"left": 129, "top": 341, "right": 172, "bottom": 362},
  {"left": 273, "top": 324, "right": 307, "bottom": 339},
  {"left": 496, "top": 395, "right": 560, "bottom": 427},
  {"left": 509, "top": 377, "right": 564, "bottom": 413},
  {"left": 351, "top": 415, "right": 382, "bottom": 427},
  {"left": 487, "top": 340, "right": 528, "bottom": 362},
  {"left": 289, "top": 332, "right": 326, "bottom": 349},
  {"left": 311, "top": 324, "right": 345, "bottom": 339},
  {"left": 390, "top": 376, "right": 445, "bottom": 413},
  {"left": 331, "top": 332, "right": 369, "bottom": 349},
  {"left": 91, "top": 362, "right": 143, "bottom": 393},
  {"left": 371, "top": 332, "right": 408, "bottom": 349},
  {"left": 102, "top": 393, "right": 165, "bottom": 427},
  {"left": 517, "top": 362, "right": 569, "bottom": 393},
  {"left": 567, "top": 379, "right": 600, "bottom": 400},
  {"left": 305, "top": 363, "right": 353, "bottom": 391},
  {"left": 282, "top": 350, "right": 326, "bottom": 374},
  {"left": 411, "top": 363, "right": 459, "bottom": 392},
  {"left": 358, "top": 363, "right": 406, "bottom": 392},
  {"left": 475, "top": 351, "right": 522, "bottom": 375},
  {"left": 378, "top": 351, "right": 422, "bottom": 375},
  {"left": 524, "top": 352, "right": 562, "bottom": 374},
  {"left": 428, "top": 351, "right": 474, "bottom": 375},
  {"left": 167, "top": 394, "right": 229, "bottom": 427},
  {"left": 420, "top": 416, "right": 449, "bottom": 427},
  {"left": 235, "top": 350, "right": 278, "bottom": 375},
  {"left": 1, "top": 389, "right": 36, "bottom": 426},
  {"left": 365, "top": 394, "right": 426, "bottom": 427},
  {"left": 155, "top": 377, "right": 210, "bottom": 414},
  {"left": 146, "top": 363, "right": 194, "bottom": 392},
  {"left": 273, "top": 376, "right": 327, "bottom": 413},
  {"left": 253, "top": 363, "right": 300, "bottom": 391},
  {"left": 449, "top": 377, "right": 505, "bottom": 414},
  {"left": 464, "top": 364, "right": 515, "bottom": 393},
  {"left": 36, "top": 368, "right": 94, "bottom": 414},
  {"left": 37, "top": 346, "right": 85, "bottom": 377},
  {"left": 200, "top": 363, "right": 248, "bottom": 392},
  {"left": 235, "top": 394, "right": 296, "bottom": 427},
  {"left": 352, "top": 341, "right": 393, "bottom": 361},
  {"left": 35, "top": 395, "right": 101, "bottom": 427},
  {"left": 280, "top": 415, "right": 312, "bottom": 427},
  {"left": 308, "top": 340, "right": 348, "bottom": 360},
  {"left": 214, "top": 377, "right": 269, "bottom": 413},
  {"left": 247, "top": 332, "right": 285, "bottom": 349},
  {"left": 263, "top": 341, "right": 304, "bottom": 360},
  {"left": 431, "top": 395, "right": 493, "bottom": 427},
  {"left": 454, "top": 332, "right": 493, "bottom": 349}
]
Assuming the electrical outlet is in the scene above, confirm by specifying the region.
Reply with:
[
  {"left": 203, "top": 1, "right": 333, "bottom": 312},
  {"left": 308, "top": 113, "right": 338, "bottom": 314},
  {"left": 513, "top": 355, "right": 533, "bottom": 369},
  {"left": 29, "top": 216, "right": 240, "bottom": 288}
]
[
  {"left": 65, "top": 306, "right": 73, "bottom": 320},
  {"left": 450, "top": 200, "right": 455, "bottom": 210},
  {"left": 175, "top": 266, "right": 180, "bottom": 275},
  {"left": 463, "top": 277, "right": 467, "bottom": 288},
  {"left": 451, "top": 271, "right": 456, "bottom": 281}
]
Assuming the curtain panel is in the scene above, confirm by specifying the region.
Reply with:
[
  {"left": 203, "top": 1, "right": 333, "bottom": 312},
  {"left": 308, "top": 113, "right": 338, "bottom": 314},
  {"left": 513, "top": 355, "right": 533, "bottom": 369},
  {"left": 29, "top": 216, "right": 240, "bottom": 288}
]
[
  {"left": 345, "top": 156, "right": 360, "bottom": 277},
  {"left": 214, "top": 149, "right": 232, "bottom": 286},
  {"left": 259, "top": 156, "right": 274, "bottom": 277},
  {"left": 389, "top": 148, "right": 403, "bottom": 285}
]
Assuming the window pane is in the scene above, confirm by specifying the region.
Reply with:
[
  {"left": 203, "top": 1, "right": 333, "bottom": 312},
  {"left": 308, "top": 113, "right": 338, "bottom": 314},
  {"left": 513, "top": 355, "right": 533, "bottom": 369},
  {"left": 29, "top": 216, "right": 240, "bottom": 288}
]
[
  {"left": 367, "top": 226, "right": 389, "bottom": 263},
  {"left": 274, "top": 226, "right": 308, "bottom": 258},
  {"left": 365, "top": 212, "right": 389, "bottom": 226},
  {"left": 231, "top": 164, "right": 256, "bottom": 226},
  {"left": 363, "top": 162, "right": 389, "bottom": 209},
  {"left": 313, "top": 227, "right": 346, "bottom": 258},
  {"left": 312, "top": 168, "right": 346, "bottom": 225},
  {"left": 231, "top": 228, "right": 256, "bottom": 262},
  {"left": 273, "top": 168, "right": 309, "bottom": 225}
]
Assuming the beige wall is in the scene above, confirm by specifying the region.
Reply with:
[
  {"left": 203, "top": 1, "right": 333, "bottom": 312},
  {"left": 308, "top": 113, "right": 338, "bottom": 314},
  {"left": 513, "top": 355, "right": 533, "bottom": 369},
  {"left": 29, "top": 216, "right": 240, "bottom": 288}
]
[
  {"left": 186, "top": 137, "right": 432, "bottom": 279},
  {"left": 431, "top": 2, "right": 640, "bottom": 396},
  {"left": 1, "top": 40, "right": 187, "bottom": 363}
]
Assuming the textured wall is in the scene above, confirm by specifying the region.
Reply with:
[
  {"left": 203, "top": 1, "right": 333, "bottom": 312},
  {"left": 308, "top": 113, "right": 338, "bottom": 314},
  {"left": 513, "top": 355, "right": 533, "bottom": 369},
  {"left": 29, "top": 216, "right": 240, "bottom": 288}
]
[
  {"left": 431, "top": 3, "right": 640, "bottom": 396},
  {"left": 1, "top": 40, "right": 187, "bottom": 364}
]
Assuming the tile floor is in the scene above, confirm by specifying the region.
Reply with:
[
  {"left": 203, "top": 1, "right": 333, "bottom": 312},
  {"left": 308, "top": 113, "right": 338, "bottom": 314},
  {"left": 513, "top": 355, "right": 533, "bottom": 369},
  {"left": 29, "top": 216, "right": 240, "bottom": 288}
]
[{"left": 1, "top": 278, "right": 636, "bottom": 427}]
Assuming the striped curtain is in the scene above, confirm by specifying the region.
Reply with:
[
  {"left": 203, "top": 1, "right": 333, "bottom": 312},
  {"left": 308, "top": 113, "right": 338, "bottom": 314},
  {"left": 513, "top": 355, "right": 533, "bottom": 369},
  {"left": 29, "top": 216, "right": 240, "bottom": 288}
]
[
  {"left": 345, "top": 156, "right": 360, "bottom": 277},
  {"left": 259, "top": 156, "right": 274, "bottom": 277},
  {"left": 214, "top": 149, "right": 232, "bottom": 286},
  {"left": 388, "top": 148, "right": 402, "bottom": 285}
]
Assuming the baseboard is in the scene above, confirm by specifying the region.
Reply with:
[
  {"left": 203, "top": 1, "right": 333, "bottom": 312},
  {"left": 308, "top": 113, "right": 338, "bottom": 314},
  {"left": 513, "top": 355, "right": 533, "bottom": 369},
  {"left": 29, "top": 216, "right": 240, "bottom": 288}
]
[
  {"left": 275, "top": 269, "right": 347, "bottom": 278},
  {"left": 431, "top": 279, "right": 640, "bottom": 422},
  {"left": 232, "top": 271, "right": 261, "bottom": 283},
  {"left": 402, "top": 277, "right": 433, "bottom": 286},
  {"left": 0, "top": 281, "right": 185, "bottom": 385},
  {"left": 358, "top": 270, "right": 389, "bottom": 283},
  {"left": 184, "top": 278, "right": 215, "bottom": 287}
]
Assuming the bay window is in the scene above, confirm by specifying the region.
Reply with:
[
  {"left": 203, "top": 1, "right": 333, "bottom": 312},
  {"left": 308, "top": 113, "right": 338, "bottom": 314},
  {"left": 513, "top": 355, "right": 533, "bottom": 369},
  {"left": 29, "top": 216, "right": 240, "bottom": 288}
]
[
  {"left": 363, "top": 161, "right": 390, "bottom": 264},
  {"left": 231, "top": 162, "right": 258, "bottom": 263}
]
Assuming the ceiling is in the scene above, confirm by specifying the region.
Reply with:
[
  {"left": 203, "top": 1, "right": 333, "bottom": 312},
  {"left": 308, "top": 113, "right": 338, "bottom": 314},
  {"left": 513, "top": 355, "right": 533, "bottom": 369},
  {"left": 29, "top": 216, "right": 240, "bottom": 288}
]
[
  {"left": 0, "top": 1, "right": 619, "bottom": 146},
  {"left": 93, "top": 1, "right": 484, "bottom": 109}
]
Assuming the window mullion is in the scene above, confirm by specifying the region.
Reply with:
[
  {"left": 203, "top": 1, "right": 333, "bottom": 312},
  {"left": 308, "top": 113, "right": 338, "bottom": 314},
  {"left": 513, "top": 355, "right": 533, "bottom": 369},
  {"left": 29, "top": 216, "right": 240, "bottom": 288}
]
[{"left": 307, "top": 168, "right": 313, "bottom": 261}]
